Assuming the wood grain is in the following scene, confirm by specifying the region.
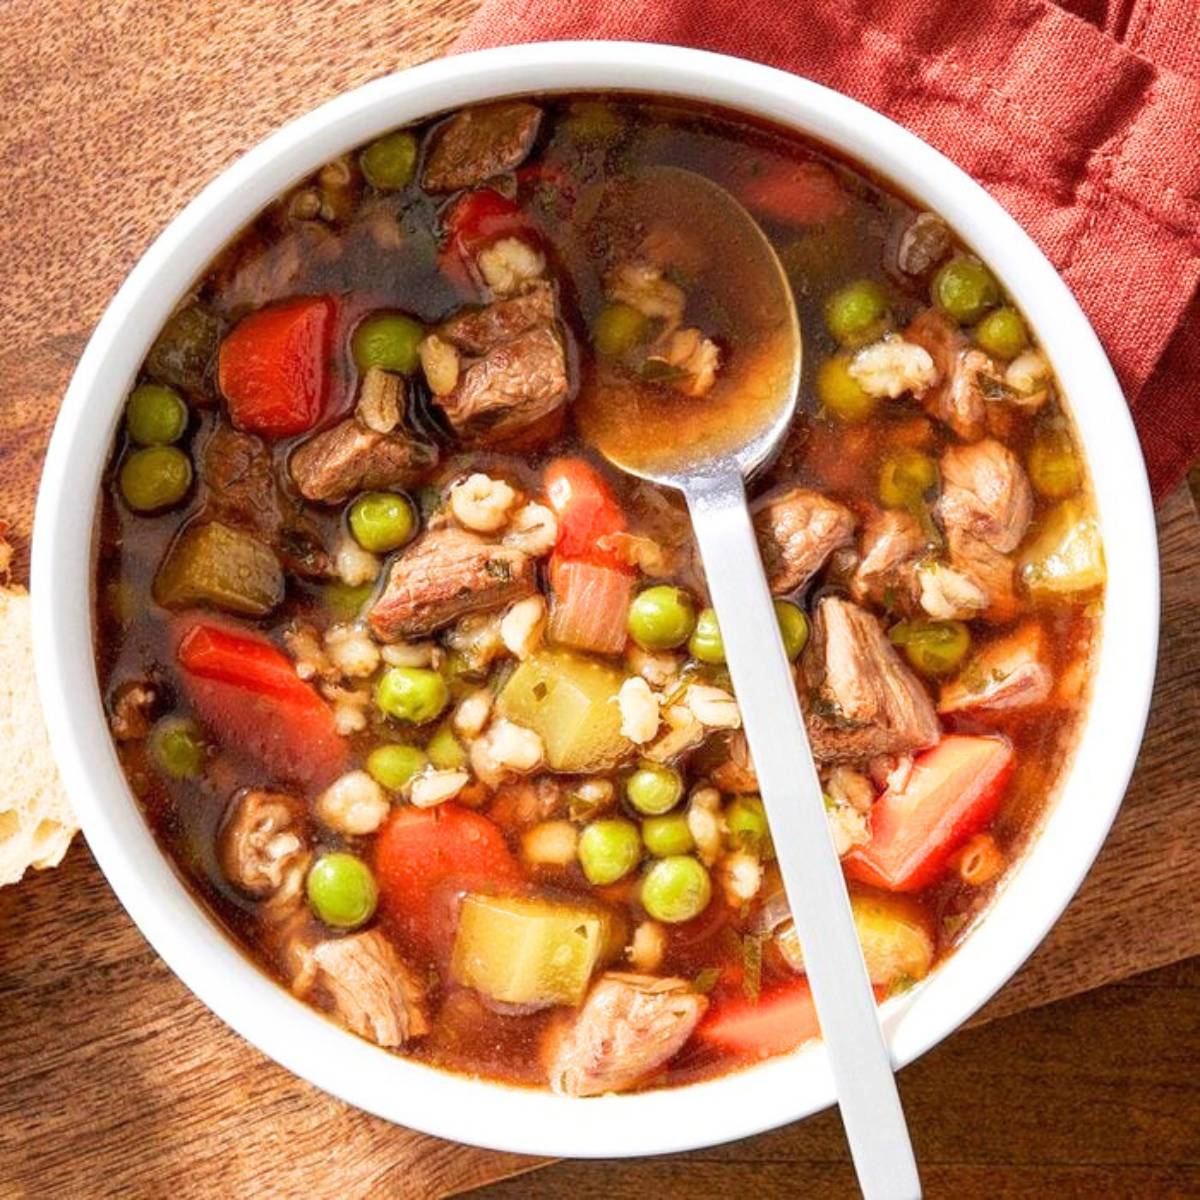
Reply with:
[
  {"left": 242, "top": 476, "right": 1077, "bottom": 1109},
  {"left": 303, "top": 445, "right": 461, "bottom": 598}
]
[{"left": 0, "top": 2, "right": 1197, "bottom": 1196}]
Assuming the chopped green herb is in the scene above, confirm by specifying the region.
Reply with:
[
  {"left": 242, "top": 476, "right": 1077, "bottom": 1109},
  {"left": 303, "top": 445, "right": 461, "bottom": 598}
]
[{"left": 691, "top": 967, "right": 721, "bottom": 994}]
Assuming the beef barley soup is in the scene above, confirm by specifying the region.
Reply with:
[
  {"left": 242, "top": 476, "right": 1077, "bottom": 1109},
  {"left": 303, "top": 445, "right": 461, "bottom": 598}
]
[{"left": 94, "top": 94, "right": 1105, "bottom": 1094}]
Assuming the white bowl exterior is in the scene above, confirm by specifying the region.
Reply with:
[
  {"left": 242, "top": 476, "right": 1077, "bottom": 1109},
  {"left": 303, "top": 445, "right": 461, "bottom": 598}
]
[{"left": 32, "top": 42, "right": 1159, "bottom": 1159}]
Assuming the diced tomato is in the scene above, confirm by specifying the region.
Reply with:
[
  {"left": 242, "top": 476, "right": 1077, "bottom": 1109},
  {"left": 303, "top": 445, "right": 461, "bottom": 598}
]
[
  {"left": 217, "top": 295, "right": 336, "bottom": 437},
  {"left": 697, "top": 978, "right": 822, "bottom": 1058},
  {"left": 844, "top": 736, "right": 1015, "bottom": 892},
  {"left": 731, "top": 159, "right": 847, "bottom": 227},
  {"left": 175, "top": 618, "right": 347, "bottom": 788},
  {"left": 546, "top": 557, "right": 634, "bottom": 655},
  {"left": 438, "top": 188, "right": 538, "bottom": 290},
  {"left": 374, "top": 804, "right": 523, "bottom": 948},
  {"left": 543, "top": 458, "right": 630, "bottom": 570}
]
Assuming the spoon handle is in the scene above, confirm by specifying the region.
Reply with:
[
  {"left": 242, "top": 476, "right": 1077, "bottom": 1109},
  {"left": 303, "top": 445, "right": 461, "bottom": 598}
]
[{"left": 684, "top": 471, "right": 921, "bottom": 1200}]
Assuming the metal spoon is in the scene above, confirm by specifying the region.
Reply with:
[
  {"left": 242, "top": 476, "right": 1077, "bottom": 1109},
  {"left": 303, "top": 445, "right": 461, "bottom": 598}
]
[{"left": 583, "top": 167, "right": 921, "bottom": 1200}]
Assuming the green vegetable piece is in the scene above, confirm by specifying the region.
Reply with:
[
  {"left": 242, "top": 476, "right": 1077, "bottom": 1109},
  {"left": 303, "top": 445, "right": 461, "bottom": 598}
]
[
  {"left": 774, "top": 600, "right": 809, "bottom": 660},
  {"left": 496, "top": 649, "right": 632, "bottom": 772},
  {"left": 119, "top": 445, "right": 193, "bottom": 513},
  {"left": 426, "top": 722, "right": 467, "bottom": 770},
  {"left": 815, "top": 355, "right": 876, "bottom": 423},
  {"left": 726, "top": 795, "right": 773, "bottom": 858},
  {"left": 145, "top": 304, "right": 220, "bottom": 397},
  {"left": 126, "top": 384, "right": 188, "bottom": 446},
  {"left": 376, "top": 667, "right": 449, "bottom": 724},
  {"left": 879, "top": 449, "right": 938, "bottom": 510},
  {"left": 1027, "top": 430, "right": 1082, "bottom": 499},
  {"left": 889, "top": 619, "right": 971, "bottom": 677},
  {"left": 349, "top": 491, "right": 416, "bottom": 553},
  {"left": 152, "top": 521, "right": 284, "bottom": 616},
  {"left": 689, "top": 607, "right": 725, "bottom": 664},
  {"left": 824, "top": 279, "right": 889, "bottom": 347},
  {"left": 592, "top": 302, "right": 651, "bottom": 359},
  {"left": 148, "top": 717, "right": 206, "bottom": 780},
  {"left": 641, "top": 855, "right": 712, "bottom": 923},
  {"left": 1019, "top": 499, "right": 1106, "bottom": 598},
  {"left": 578, "top": 818, "right": 642, "bottom": 885},
  {"left": 360, "top": 130, "right": 418, "bottom": 190},
  {"left": 366, "top": 743, "right": 427, "bottom": 791},
  {"left": 973, "top": 306, "right": 1028, "bottom": 360},
  {"left": 451, "top": 894, "right": 613, "bottom": 1007},
  {"left": 563, "top": 100, "right": 625, "bottom": 143},
  {"left": 627, "top": 585, "right": 696, "bottom": 651},
  {"left": 323, "top": 580, "right": 374, "bottom": 620},
  {"left": 641, "top": 812, "right": 695, "bottom": 857},
  {"left": 931, "top": 256, "right": 1000, "bottom": 324},
  {"left": 352, "top": 313, "right": 424, "bottom": 375},
  {"left": 626, "top": 763, "right": 683, "bottom": 816},
  {"left": 306, "top": 852, "right": 378, "bottom": 929}
]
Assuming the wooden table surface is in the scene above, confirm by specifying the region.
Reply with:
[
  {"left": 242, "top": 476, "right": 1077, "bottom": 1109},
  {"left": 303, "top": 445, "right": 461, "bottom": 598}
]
[{"left": 1, "top": 3, "right": 1198, "bottom": 1196}]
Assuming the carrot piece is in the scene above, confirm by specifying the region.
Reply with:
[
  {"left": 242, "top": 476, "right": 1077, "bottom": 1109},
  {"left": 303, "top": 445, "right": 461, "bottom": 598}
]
[
  {"left": 543, "top": 458, "right": 630, "bottom": 570},
  {"left": 697, "top": 978, "right": 822, "bottom": 1058},
  {"left": 731, "top": 159, "right": 846, "bottom": 226},
  {"left": 547, "top": 557, "right": 633, "bottom": 656}
]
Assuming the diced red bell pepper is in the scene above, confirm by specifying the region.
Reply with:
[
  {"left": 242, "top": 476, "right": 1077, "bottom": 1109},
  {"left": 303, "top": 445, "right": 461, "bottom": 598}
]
[
  {"left": 546, "top": 557, "right": 634, "bottom": 655},
  {"left": 374, "top": 804, "right": 523, "bottom": 948},
  {"left": 217, "top": 295, "right": 336, "bottom": 437},
  {"left": 697, "top": 977, "right": 822, "bottom": 1058},
  {"left": 438, "top": 188, "right": 538, "bottom": 290},
  {"left": 731, "top": 159, "right": 847, "bottom": 226},
  {"left": 543, "top": 458, "right": 631, "bottom": 570},
  {"left": 844, "top": 736, "right": 1015, "bottom": 892},
  {"left": 175, "top": 618, "right": 347, "bottom": 788}
]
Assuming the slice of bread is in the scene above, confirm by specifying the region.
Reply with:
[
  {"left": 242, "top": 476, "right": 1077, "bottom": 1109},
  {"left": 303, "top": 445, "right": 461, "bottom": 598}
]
[{"left": 0, "top": 569, "right": 78, "bottom": 885}]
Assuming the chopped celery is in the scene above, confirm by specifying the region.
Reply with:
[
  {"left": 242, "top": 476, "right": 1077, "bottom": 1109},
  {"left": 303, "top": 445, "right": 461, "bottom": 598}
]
[
  {"left": 496, "top": 649, "right": 632, "bottom": 772},
  {"left": 451, "top": 894, "right": 614, "bottom": 1007},
  {"left": 1019, "top": 499, "right": 1106, "bottom": 599},
  {"left": 152, "top": 521, "right": 283, "bottom": 616}
]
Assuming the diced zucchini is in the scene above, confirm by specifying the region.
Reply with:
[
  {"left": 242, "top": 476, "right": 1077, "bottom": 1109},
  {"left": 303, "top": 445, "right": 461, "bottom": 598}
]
[
  {"left": 496, "top": 649, "right": 632, "bottom": 772},
  {"left": 451, "top": 894, "right": 614, "bottom": 1007},
  {"left": 1019, "top": 499, "right": 1106, "bottom": 599},
  {"left": 153, "top": 521, "right": 284, "bottom": 616}
]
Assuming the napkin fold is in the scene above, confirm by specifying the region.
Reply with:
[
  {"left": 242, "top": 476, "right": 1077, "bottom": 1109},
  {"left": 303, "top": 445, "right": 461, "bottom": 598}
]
[{"left": 455, "top": 0, "right": 1200, "bottom": 501}]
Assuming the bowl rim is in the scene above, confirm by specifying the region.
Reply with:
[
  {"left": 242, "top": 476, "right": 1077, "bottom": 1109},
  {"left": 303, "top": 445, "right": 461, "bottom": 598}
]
[{"left": 31, "top": 40, "right": 1159, "bottom": 1159}]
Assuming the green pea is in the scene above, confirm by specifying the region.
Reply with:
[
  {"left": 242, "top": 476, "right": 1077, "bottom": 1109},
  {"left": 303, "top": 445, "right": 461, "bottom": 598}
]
[
  {"left": 1028, "top": 429, "right": 1082, "bottom": 499},
  {"left": 360, "top": 130, "right": 418, "bottom": 191},
  {"left": 879, "top": 449, "right": 938, "bottom": 510},
  {"left": 932, "top": 256, "right": 1000, "bottom": 324},
  {"left": 563, "top": 100, "right": 625, "bottom": 143},
  {"left": 688, "top": 607, "right": 725, "bottom": 664},
  {"left": 824, "top": 279, "right": 890, "bottom": 347},
  {"left": 148, "top": 717, "right": 205, "bottom": 780},
  {"left": 592, "top": 302, "right": 651, "bottom": 358},
  {"left": 577, "top": 819, "right": 642, "bottom": 885},
  {"left": 641, "top": 812, "right": 695, "bottom": 858},
  {"left": 349, "top": 491, "right": 415, "bottom": 553},
  {"left": 119, "top": 445, "right": 193, "bottom": 512},
  {"left": 627, "top": 585, "right": 696, "bottom": 651},
  {"left": 352, "top": 313, "right": 424, "bottom": 375},
  {"left": 889, "top": 619, "right": 971, "bottom": 677},
  {"left": 323, "top": 580, "right": 374, "bottom": 620},
  {"left": 973, "top": 306, "right": 1028, "bottom": 360},
  {"left": 375, "top": 667, "right": 449, "bottom": 724},
  {"left": 774, "top": 600, "right": 809, "bottom": 660},
  {"left": 815, "top": 355, "right": 877, "bottom": 423},
  {"left": 626, "top": 763, "right": 683, "bottom": 816},
  {"left": 726, "top": 795, "right": 773, "bottom": 858},
  {"left": 426, "top": 722, "right": 467, "bottom": 770},
  {"left": 126, "top": 384, "right": 188, "bottom": 446},
  {"left": 306, "top": 852, "right": 378, "bottom": 929},
  {"left": 641, "top": 855, "right": 712, "bottom": 923},
  {"left": 366, "top": 743, "right": 427, "bottom": 791}
]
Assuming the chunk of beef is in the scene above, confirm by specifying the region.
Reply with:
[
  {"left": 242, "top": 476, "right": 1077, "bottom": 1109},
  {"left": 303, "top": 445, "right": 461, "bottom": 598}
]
[
  {"left": 752, "top": 488, "right": 856, "bottom": 595},
  {"left": 936, "top": 439, "right": 1034, "bottom": 554},
  {"left": 290, "top": 419, "right": 437, "bottom": 504},
  {"left": 945, "top": 528, "right": 1019, "bottom": 622},
  {"left": 915, "top": 560, "right": 987, "bottom": 620},
  {"left": 438, "top": 282, "right": 556, "bottom": 355},
  {"left": 368, "top": 527, "right": 536, "bottom": 641},
  {"left": 801, "top": 596, "right": 941, "bottom": 763},
  {"left": 709, "top": 731, "right": 759, "bottom": 794},
  {"left": 939, "top": 622, "right": 1053, "bottom": 714},
  {"left": 547, "top": 973, "right": 707, "bottom": 1096},
  {"left": 422, "top": 101, "right": 543, "bottom": 193},
  {"left": 306, "top": 930, "right": 429, "bottom": 1048},
  {"left": 850, "top": 509, "right": 926, "bottom": 612},
  {"left": 906, "top": 310, "right": 1004, "bottom": 441},
  {"left": 218, "top": 789, "right": 309, "bottom": 906},
  {"left": 433, "top": 324, "right": 569, "bottom": 445}
]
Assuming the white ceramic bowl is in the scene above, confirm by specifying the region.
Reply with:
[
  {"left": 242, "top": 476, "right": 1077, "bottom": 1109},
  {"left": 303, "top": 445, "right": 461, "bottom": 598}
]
[{"left": 32, "top": 41, "right": 1159, "bottom": 1158}]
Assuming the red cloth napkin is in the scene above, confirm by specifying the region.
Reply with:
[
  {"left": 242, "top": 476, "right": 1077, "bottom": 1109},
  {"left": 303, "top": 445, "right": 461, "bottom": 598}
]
[{"left": 454, "top": 0, "right": 1200, "bottom": 502}]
